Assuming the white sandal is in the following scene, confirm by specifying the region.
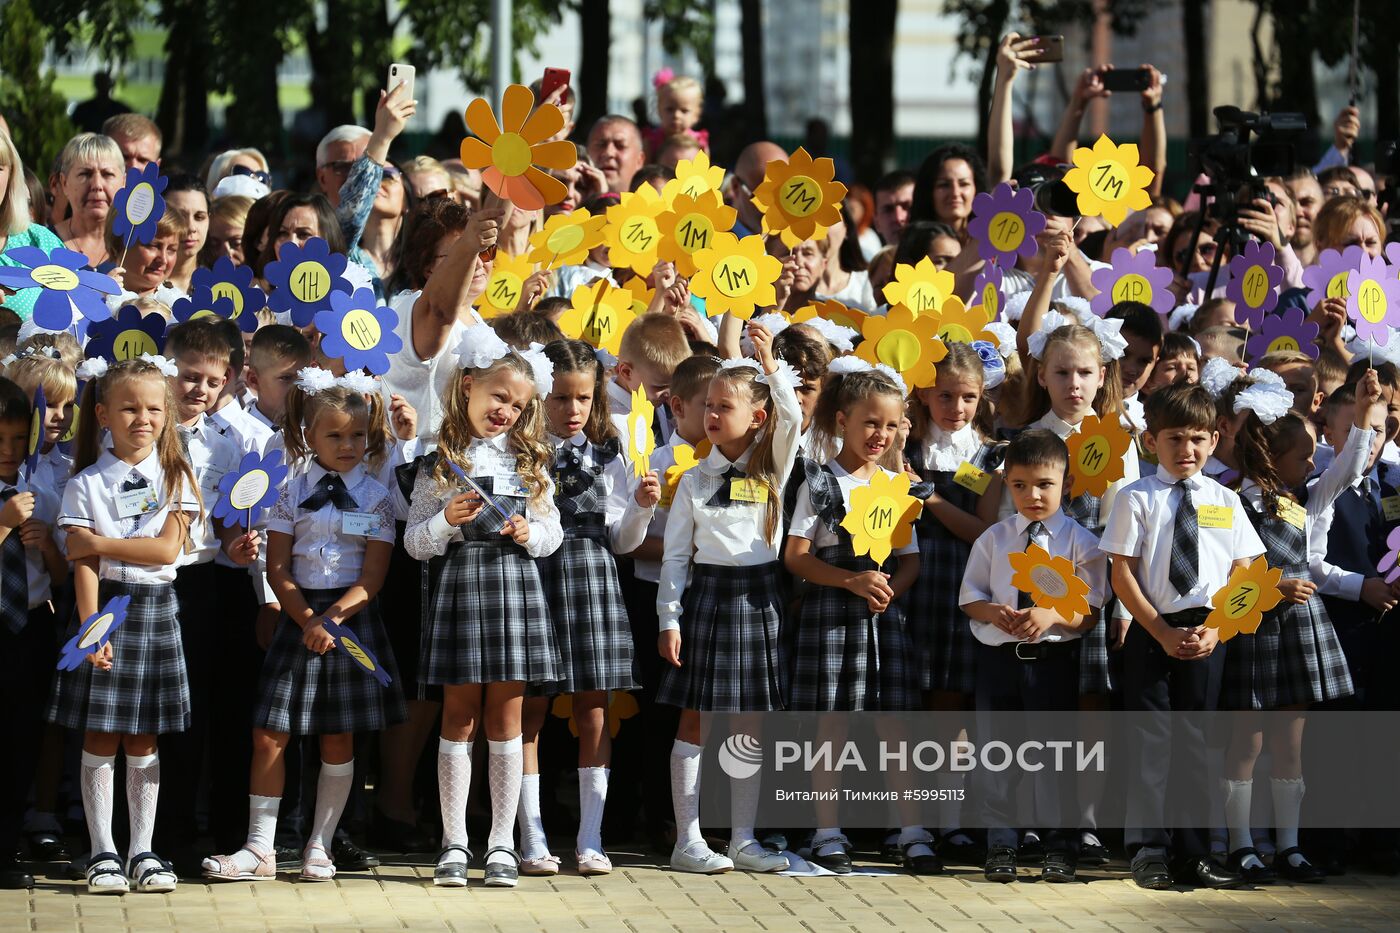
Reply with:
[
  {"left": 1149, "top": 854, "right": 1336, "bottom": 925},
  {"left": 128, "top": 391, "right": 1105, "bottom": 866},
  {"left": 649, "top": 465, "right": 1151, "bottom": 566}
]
[{"left": 86, "top": 852, "right": 129, "bottom": 895}]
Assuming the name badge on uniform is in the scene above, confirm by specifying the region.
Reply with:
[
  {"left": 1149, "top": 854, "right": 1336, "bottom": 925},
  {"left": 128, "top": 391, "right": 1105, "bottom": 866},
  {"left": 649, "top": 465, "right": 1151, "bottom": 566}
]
[
  {"left": 116, "top": 483, "right": 160, "bottom": 518},
  {"left": 199, "top": 467, "right": 225, "bottom": 492},
  {"left": 1197, "top": 504, "right": 1233, "bottom": 529},
  {"left": 1382, "top": 496, "right": 1400, "bottom": 522},
  {"left": 494, "top": 472, "right": 529, "bottom": 498},
  {"left": 342, "top": 511, "right": 381, "bottom": 537},
  {"left": 1277, "top": 499, "right": 1307, "bottom": 530},
  {"left": 730, "top": 478, "right": 768, "bottom": 503},
  {"left": 952, "top": 461, "right": 991, "bottom": 495}
]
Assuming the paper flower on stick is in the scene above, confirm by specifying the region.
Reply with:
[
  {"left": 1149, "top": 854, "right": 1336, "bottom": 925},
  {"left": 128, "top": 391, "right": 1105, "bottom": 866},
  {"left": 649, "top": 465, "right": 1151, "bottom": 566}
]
[
  {"left": 656, "top": 190, "right": 736, "bottom": 277},
  {"left": 1303, "top": 246, "right": 1365, "bottom": 302},
  {"left": 689, "top": 232, "right": 783, "bottom": 320},
  {"left": 806, "top": 298, "right": 867, "bottom": 332},
  {"left": 314, "top": 288, "right": 403, "bottom": 375},
  {"left": 557, "top": 280, "right": 636, "bottom": 356},
  {"left": 1225, "top": 240, "right": 1284, "bottom": 329},
  {"left": 854, "top": 304, "right": 947, "bottom": 389},
  {"left": 213, "top": 450, "right": 288, "bottom": 529},
  {"left": 1089, "top": 248, "right": 1175, "bottom": 316},
  {"left": 22, "top": 386, "right": 44, "bottom": 483},
  {"left": 626, "top": 386, "right": 655, "bottom": 477},
  {"left": 1066, "top": 414, "right": 1132, "bottom": 497},
  {"left": 527, "top": 210, "right": 606, "bottom": 269},
  {"left": 840, "top": 470, "right": 919, "bottom": 565},
  {"left": 1063, "top": 135, "right": 1154, "bottom": 226},
  {"left": 111, "top": 163, "right": 168, "bottom": 248},
  {"left": 459, "top": 84, "right": 576, "bottom": 210},
  {"left": 265, "top": 238, "right": 352, "bottom": 327},
  {"left": 191, "top": 256, "right": 266, "bottom": 332},
  {"left": 57, "top": 595, "right": 133, "bottom": 671},
  {"left": 322, "top": 619, "right": 392, "bottom": 686},
  {"left": 1246, "top": 306, "right": 1319, "bottom": 362},
  {"left": 664, "top": 150, "right": 726, "bottom": 204},
  {"left": 171, "top": 287, "right": 236, "bottom": 325},
  {"left": 551, "top": 691, "right": 639, "bottom": 739},
  {"left": 1378, "top": 527, "right": 1400, "bottom": 584},
  {"left": 620, "top": 277, "right": 654, "bottom": 316},
  {"left": 1346, "top": 255, "right": 1400, "bottom": 346},
  {"left": 84, "top": 304, "right": 168, "bottom": 363},
  {"left": 604, "top": 185, "right": 666, "bottom": 277},
  {"left": 968, "top": 182, "right": 1045, "bottom": 266},
  {"left": 661, "top": 440, "right": 711, "bottom": 508},
  {"left": 1009, "top": 544, "right": 1092, "bottom": 621},
  {"left": 473, "top": 252, "right": 537, "bottom": 319},
  {"left": 0, "top": 247, "right": 119, "bottom": 331},
  {"left": 933, "top": 296, "right": 999, "bottom": 346},
  {"left": 751, "top": 147, "right": 847, "bottom": 247},
  {"left": 1206, "top": 556, "right": 1284, "bottom": 641},
  {"left": 883, "top": 257, "right": 956, "bottom": 316},
  {"left": 972, "top": 264, "right": 1004, "bottom": 321}
]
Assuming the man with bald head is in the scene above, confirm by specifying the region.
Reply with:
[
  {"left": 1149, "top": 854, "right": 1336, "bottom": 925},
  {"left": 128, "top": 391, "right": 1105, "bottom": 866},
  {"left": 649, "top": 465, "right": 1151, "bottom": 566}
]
[
  {"left": 586, "top": 116, "right": 646, "bottom": 194},
  {"left": 729, "top": 140, "right": 787, "bottom": 236}
]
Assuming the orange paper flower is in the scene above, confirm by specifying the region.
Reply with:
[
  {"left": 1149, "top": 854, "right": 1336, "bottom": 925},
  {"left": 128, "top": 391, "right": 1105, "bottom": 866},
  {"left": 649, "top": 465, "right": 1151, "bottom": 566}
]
[
  {"left": 839, "top": 470, "right": 920, "bottom": 565},
  {"left": 883, "top": 257, "right": 957, "bottom": 316},
  {"left": 527, "top": 209, "right": 607, "bottom": 269},
  {"left": 1206, "top": 557, "right": 1285, "bottom": 641},
  {"left": 604, "top": 184, "right": 666, "bottom": 277},
  {"left": 751, "top": 147, "right": 847, "bottom": 247},
  {"left": 656, "top": 190, "right": 737, "bottom": 277},
  {"left": 805, "top": 298, "right": 867, "bottom": 332},
  {"left": 689, "top": 232, "right": 783, "bottom": 320},
  {"left": 551, "top": 691, "right": 639, "bottom": 738},
  {"left": 1009, "top": 544, "right": 1092, "bottom": 621},
  {"left": 556, "top": 280, "right": 636, "bottom": 355},
  {"left": 459, "top": 84, "right": 577, "bottom": 211},
  {"left": 854, "top": 304, "right": 947, "bottom": 388},
  {"left": 1065, "top": 414, "right": 1132, "bottom": 498}
]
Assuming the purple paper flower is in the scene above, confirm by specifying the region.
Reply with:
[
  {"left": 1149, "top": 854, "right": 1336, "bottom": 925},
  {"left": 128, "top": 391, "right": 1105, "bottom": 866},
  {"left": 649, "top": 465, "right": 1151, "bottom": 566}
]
[
  {"left": 171, "top": 287, "right": 237, "bottom": 324},
  {"left": 971, "top": 264, "right": 1004, "bottom": 320},
  {"left": 1089, "top": 248, "right": 1175, "bottom": 316},
  {"left": 0, "top": 246, "right": 119, "bottom": 331},
  {"left": 1380, "top": 526, "right": 1400, "bottom": 584},
  {"left": 84, "top": 304, "right": 169, "bottom": 363},
  {"left": 1302, "top": 245, "right": 1365, "bottom": 302},
  {"left": 111, "top": 164, "right": 168, "bottom": 248},
  {"left": 967, "top": 183, "right": 1046, "bottom": 266},
  {"left": 264, "top": 238, "right": 351, "bottom": 327},
  {"left": 1246, "top": 307, "right": 1319, "bottom": 362},
  {"left": 314, "top": 288, "right": 404, "bottom": 376},
  {"left": 1346, "top": 254, "right": 1400, "bottom": 346},
  {"left": 1225, "top": 240, "right": 1283, "bottom": 329},
  {"left": 22, "top": 386, "right": 45, "bottom": 483},
  {"left": 191, "top": 256, "right": 266, "bottom": 333},
  {"left": 57, "top": 595, "right": 132, "bottom": 671}
]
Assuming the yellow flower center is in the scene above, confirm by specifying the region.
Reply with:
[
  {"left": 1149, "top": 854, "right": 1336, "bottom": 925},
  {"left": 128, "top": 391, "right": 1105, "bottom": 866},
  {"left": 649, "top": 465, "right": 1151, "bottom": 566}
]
[
  {"left": 674, "top": 213, "right": 715, "bottom": 253},
  {"left": 547, "top": 223, "right": 586, "bottom": 255},
  {"left": 875, "top": 329, "right": 921, "bottom": 370},
  {"left": 341, "top": 308, "right": 382, "bottom": 351},
  {"left": 778, "top": 175, "right": 821, "bottom": 218},
  {"left": 987, "top": 212, "right": 1025, "bottom": 252},
  {"left": 1087, "top": 159, "right": 1130, "bottom": 202},
  {"left": 1111, "top": 273, "right": 1153, "bottom": 305},
  {"left": 860, "top": 494, "right": 899, "bottom": 539},
  {"left": 712, "top": 255, "right": 757, "bottom": 298},
  {"left": 211, "top": 282, "right": 244, "bottom": 316},
  {"left": 492, "top": 132, "right": 532, "bottom": 177},
  {"left": 30, "top": 264, "right": 79, "bottom": 291}
]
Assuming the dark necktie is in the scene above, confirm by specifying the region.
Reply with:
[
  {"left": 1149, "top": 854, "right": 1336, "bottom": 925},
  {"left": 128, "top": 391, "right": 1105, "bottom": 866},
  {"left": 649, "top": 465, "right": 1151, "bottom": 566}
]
[
  {"left": 1169, "top": 480, "right": 1199, "bottom": 596},
  {"left": 299, "top": 473, "right": 358, "bottom": 511},
  {"left": 706, "top": 466, "right": 747, "bottom": 507},
  {"left": 1, "top": 488, "right": 29, "bottom": 633},
  {"left": 1017, "top": 520, "right": 1044, "bottom": 610}
]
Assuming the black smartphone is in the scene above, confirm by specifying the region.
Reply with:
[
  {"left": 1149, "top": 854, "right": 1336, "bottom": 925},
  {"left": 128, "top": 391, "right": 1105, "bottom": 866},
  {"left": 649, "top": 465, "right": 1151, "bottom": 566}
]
[
  {"left": 1032, "top": 35, "right": 1064, "bottom": 63},
  {"left": 1101, "top": 68, "right": 1151, "bottom": 93}
]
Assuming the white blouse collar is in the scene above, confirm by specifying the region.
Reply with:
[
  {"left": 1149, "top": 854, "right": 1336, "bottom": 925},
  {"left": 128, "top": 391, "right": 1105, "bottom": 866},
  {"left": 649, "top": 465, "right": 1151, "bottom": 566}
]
[
  {"left": 95, "top": 446, "right": 162, "bottom": 486},
  {"left": 920, "top": 421, "right": 981, "bottom": 470}
]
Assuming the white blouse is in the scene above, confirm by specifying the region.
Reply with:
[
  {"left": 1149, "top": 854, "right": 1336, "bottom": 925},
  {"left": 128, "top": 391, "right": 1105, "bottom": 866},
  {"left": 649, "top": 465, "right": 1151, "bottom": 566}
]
[
  {"left": 265, "top": 461, "right": 396, "bottom": 590},
  {"left": 179, "top": 415, "right": 242, "bottom": 566},
  {"left": 1, "top": 477, "right": 60, "bottom": 608}
]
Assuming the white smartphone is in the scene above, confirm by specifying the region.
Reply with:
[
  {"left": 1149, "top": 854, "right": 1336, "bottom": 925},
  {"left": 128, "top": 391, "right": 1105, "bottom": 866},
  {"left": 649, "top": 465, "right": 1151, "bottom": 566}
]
[{"left": 387, "top": 63, "right": 415, "bottom": 100}]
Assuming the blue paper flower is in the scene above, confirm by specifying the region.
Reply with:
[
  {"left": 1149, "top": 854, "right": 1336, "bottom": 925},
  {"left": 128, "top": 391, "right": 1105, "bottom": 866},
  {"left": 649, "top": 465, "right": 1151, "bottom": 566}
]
[
  {"left": 322, "top": 619, "right": 392, "bottom": 686},
  {"left": 58, "top": 380, "right": 82, "bottom": 456},
  {"left": 191, "top": 256, "right": 266, "bottom": 332},
  {"left": 264, "top": 238, "right": 351, "bottom": 327},
  {"left": 314, "top": 288, "right": 404, "bottom": 375},
  {"left": 171, "top": 287, "right": 237, "bottom": 324},
  {"left": 57, "top": 595, "right": 133, "bottom": 671},
  {"left": 111, "top": 164, "right": 168, "bottom": 248},
  {"left": 0, "top": 246, "right": 119, "bottom": 331},
  {"left": 213, "top": 450, "right": 288, "bottom": 528},
  {"left": 22, "top": 385, "right": 45, "bottom": 483},
  {"left": 84, "top": 304, "right": 168, "bottom": 363}
]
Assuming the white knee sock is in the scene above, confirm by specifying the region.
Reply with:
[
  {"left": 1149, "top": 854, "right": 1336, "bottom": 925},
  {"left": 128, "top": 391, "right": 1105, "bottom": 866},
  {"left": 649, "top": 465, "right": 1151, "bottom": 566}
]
[
  {"left": 517, "top": 772, "right": 549, "bottom": 860},
  {"left": 1272, "top": 777, "right": 1306, "bottom": 860},
  {"left": 670, "top": 740, "right": 704, "bottom": 854},
  {"left": 80, "top": 751, "right": 117, "bottom": 858},
  {"left": 437, "top": 737, "right": 473, "bottom": 864},
  {"left": 486, "top": 737, "right": 523, "bottom": 867},
  {"left": 1224, "top": 779, "right": 1258, "bottom": 862},
  {"left": 729, "top": 771, "right": 761, "bottom": 847},
  {"left": 209, "top": 794, "right": 281, "bottom": 874},
  {"left": 577, "top": 766, "right": 609, "bottom": 857},
  {"left": 125, "top": 752, "right": 161, "bottom": 864},
  {"left": 308, "top": 759, "right": 355, "bottom": 855}
]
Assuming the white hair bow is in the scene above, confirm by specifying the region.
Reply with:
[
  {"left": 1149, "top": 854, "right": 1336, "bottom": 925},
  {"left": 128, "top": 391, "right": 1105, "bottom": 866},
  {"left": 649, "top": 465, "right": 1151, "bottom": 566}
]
[
  {"left": 339, "top": 371, "right": 378, "bottom": 396},
  {"left": 519, "top": 342, "right": 555, "bottom": 396},
  {"left": 139, "top": 353, "right": 178, "bottom": 377},
  {"left": 1199, "top": 355, "right": 1241, "bottom": 399},
  {"left": 76, "top": 357, "right": 109, "bottom": 380},
  {"left": 295, "top": 366, "right": 338, "bottom": 395},
  {"left": 1234, "top": 369, "right": 1294, "bottom": 425},
  {"left": 454, "top": 323, "right": 511, "bottom": 372},
  {"left": 802, "top": 316, "right": 858, "bottom": 353},
  {"left": 1026, "top": 310, "right": 1074, "bottom": 360},
  {"left": 1084, "top": 315, "right": 1128, "bottom": 362}
]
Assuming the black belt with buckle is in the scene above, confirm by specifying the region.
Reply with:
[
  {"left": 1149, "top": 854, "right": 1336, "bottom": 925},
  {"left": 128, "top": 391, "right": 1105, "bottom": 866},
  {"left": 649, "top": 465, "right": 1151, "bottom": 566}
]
[{"left": 1005, "top": 640, "right": 1077, "bottom": 661}]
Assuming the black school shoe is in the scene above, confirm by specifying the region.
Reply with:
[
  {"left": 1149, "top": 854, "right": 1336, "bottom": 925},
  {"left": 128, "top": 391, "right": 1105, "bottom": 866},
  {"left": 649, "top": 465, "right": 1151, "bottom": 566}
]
[
  {"left": 1130, "top": 854, "right": 1172, "bottom": 890},
  {"left": 1041, "top": 850, "right": 1076, "bottom": 883},
  {"left": 939, "top": 830, "right": 984, "bottom": 865},
  {"left": 1227, "top": 847, "right": 1277, "bottom": 884},
  {"left": 1175, "top": 857, "right": 1245, "bottom": 889},
  {"left": 1274, "top": 847, "right": 1327, "bottom": 883},
  {"left": 1017, "top": 834, "right": 1045, "bottom": 864},
  {"left": 0, "top": 860, "right": 33, "bottom": 890},
  {"left": 984, "top": 846, "right": 1017, "bottom": 883},
  {"left": 1077, "top": 831, "right": 1111, "bottom": 866},
  {"left": 27, "top": 832, "right": 69, "bottom": 863},
  {"left": 332, "top": 838, "right": 380, "bottom": 871}
]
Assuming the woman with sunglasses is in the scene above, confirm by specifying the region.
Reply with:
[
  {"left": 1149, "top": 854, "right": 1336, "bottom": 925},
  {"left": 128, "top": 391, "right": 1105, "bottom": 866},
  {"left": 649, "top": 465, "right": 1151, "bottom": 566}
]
[{"left": 1161, "top": 210, "right": 1220, "bottom": 306}]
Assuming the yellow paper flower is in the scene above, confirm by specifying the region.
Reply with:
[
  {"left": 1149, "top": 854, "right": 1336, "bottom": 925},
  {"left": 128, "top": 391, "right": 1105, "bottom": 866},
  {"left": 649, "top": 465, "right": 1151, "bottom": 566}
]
[
  {"left": 656, "top": 190, "right": 737, "bottom": 277},
  {"left": 751, "top": 147, "right": 848, "bottom": 247},
  {"left": 620, "top": 276, "right": 654, "bottom": 316},
  {"left": 883, "top": 257, "right": 957, "bottom": 316},
  {"left": 527, "top": 209, "right": 607, "bottom": 269},
  {"left": 604, "top": 184, "right": 666, "bottom": 277},
  {"left": 933, "top": 295, "right": 999, "bottom": 346},
  {"left": 551, "top": 691, "right": 639, "bottom": 738},
  {"left": 459, "top": 84, "right": 577, "bottom": 211},
  {"left": 626, "top": 385, "right": 656, "bottom": 477},
  {"left": 1062, "top": 134, "right": 1155, "bottom": 226},
  {"left": 1206, "top": 556, "right": 1285, "bottom": 641},
  {"left": 1008, "top": 544, "right": 1092, "bottom": 621},
  {"left": 854, "top": 304, "right": 948, "bottom": 389},
  {"left": 472, "top": 252, "right": 537, "bottom": 319},
  {"left": 1065, "top": 413, "right": 1132, "bottom": 498},
  {"left": 664, "top": 150, "right": 726, "bottom": 205},
  {"left": 689, "top": 232, "right": 783, "bottom": 320},
  {"left": 661, "top": 439, "right": 712, "bottom": 508},
  {"left": 556, "top": 280, "right": 636, "bottom": 355},
  {"left": 839, "top": 470, "right": 920, "bottom": 566}
]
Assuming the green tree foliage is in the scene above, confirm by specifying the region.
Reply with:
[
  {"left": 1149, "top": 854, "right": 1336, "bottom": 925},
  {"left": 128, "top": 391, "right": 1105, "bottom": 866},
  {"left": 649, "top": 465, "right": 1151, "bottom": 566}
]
[
  {"left": 646, "top": 0, "right": 716, "bottom": 77},
  {"left": 0, "top": 0, "right": 77, "bottom": 173}
]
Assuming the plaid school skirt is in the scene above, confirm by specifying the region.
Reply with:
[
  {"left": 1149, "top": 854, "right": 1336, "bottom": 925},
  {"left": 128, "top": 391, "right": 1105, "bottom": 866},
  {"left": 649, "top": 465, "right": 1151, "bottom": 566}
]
[
  {"left": 788, "top": 544, "right": 916, "bottom": 711},
  {"left": 252, "top": 588, "right": 407, "bottom": 735},
  {"left": 48, "top": 580, "right": 190, "bottom": 735},
  {"left": 421, "top": 539, "right": 561, "bottom": 686},
  {"left": 534, "top": 529, "right": 639, "bottom": 695},
  {"left": 656, "top": 562, "right": 787, "bottom": 712},
  {"left": 904, "top": 527, "right": 978, "bottom": 695}
]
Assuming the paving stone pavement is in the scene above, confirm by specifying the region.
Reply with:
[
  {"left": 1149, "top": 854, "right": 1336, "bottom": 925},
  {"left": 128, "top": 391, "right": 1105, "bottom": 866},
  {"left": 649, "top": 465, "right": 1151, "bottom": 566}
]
[{"left": 8, "top": 851, "right": 1400, "bottom": 932}]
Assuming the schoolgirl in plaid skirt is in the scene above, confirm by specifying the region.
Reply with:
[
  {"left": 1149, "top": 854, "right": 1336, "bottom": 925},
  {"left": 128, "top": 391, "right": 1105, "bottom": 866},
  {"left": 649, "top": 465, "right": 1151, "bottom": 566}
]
[
  {"left": 657, "top": 326, "right": 800, "bottom": 876},
  {"left": 1217, "top": 369, "right": 1379, "bottom": 884},
  {"left": 404, "top": 327, "right": 562, "bottom": 889},
  {"left": 514, "top": 340, "right": 660, "bottom": 877},
  {"left": 51, "top": 359, "right": 203, "bottom": 895},
  {"left": 205, "top": 374, "right": 405, "bottom": 884}
]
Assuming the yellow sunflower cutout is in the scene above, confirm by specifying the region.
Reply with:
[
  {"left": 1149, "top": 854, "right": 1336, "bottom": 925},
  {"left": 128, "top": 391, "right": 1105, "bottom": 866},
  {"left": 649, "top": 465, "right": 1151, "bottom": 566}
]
[
  {"left": 1062, "top": 135, "right": 1155, "bottom": 227},
  {"left": 689, "top": 232, "right": 783, "bottom": 320},
  {"left": 664, "top": 150, "right": 727, "bottom": 205},
  {"left": 840, "top": 470, "right": 920, "bottom": 566},
  {"left": 1065, "top": 413, "right": 1132, "bottom": 498},
  {"left": 472, "top": 252, "right": 537, "bottom": 319},
  {"left": 620, "top": 276, "right": 654, "bottom": 316},
  {"left": 1205, "top": 557, "right": 1285, "bottom": 641},
  {"left": 626, "top": 386, "right": 656, "bottom": 477},
  {"left": 459, "top": 84, "right": 577, "bottom": 211},
  {"left": 854, "top": 304, "right": 947, "bottom": 389},
  {"left": 661, "top": 439, "right": 712, "bottom": 508},
  {"left": 527, "top": 209, "right": 607, "bottom": 269},
  {"left": 883, "top": 257, "right": 957, "bottom": 316},
  {"left": 933, "top": 295, "right": 999, "bottom": 346},
  {"left": 604, "top": 184, "right": 666, "bottom": 277},
  {"left": 751, "top": 147, "right": 848, "bottom": 247},
  {"left": 656, "top": 190, "right": 737, "bottom": 277},
  {"left": 551, "top": 692, "right": 639, "bottom": 738},
  {"left": 556, "top": 279, "right": 636, "bottom": 356},
  {"left": 1008, "top": 544, "right": 1093, "bottom": 621}
]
